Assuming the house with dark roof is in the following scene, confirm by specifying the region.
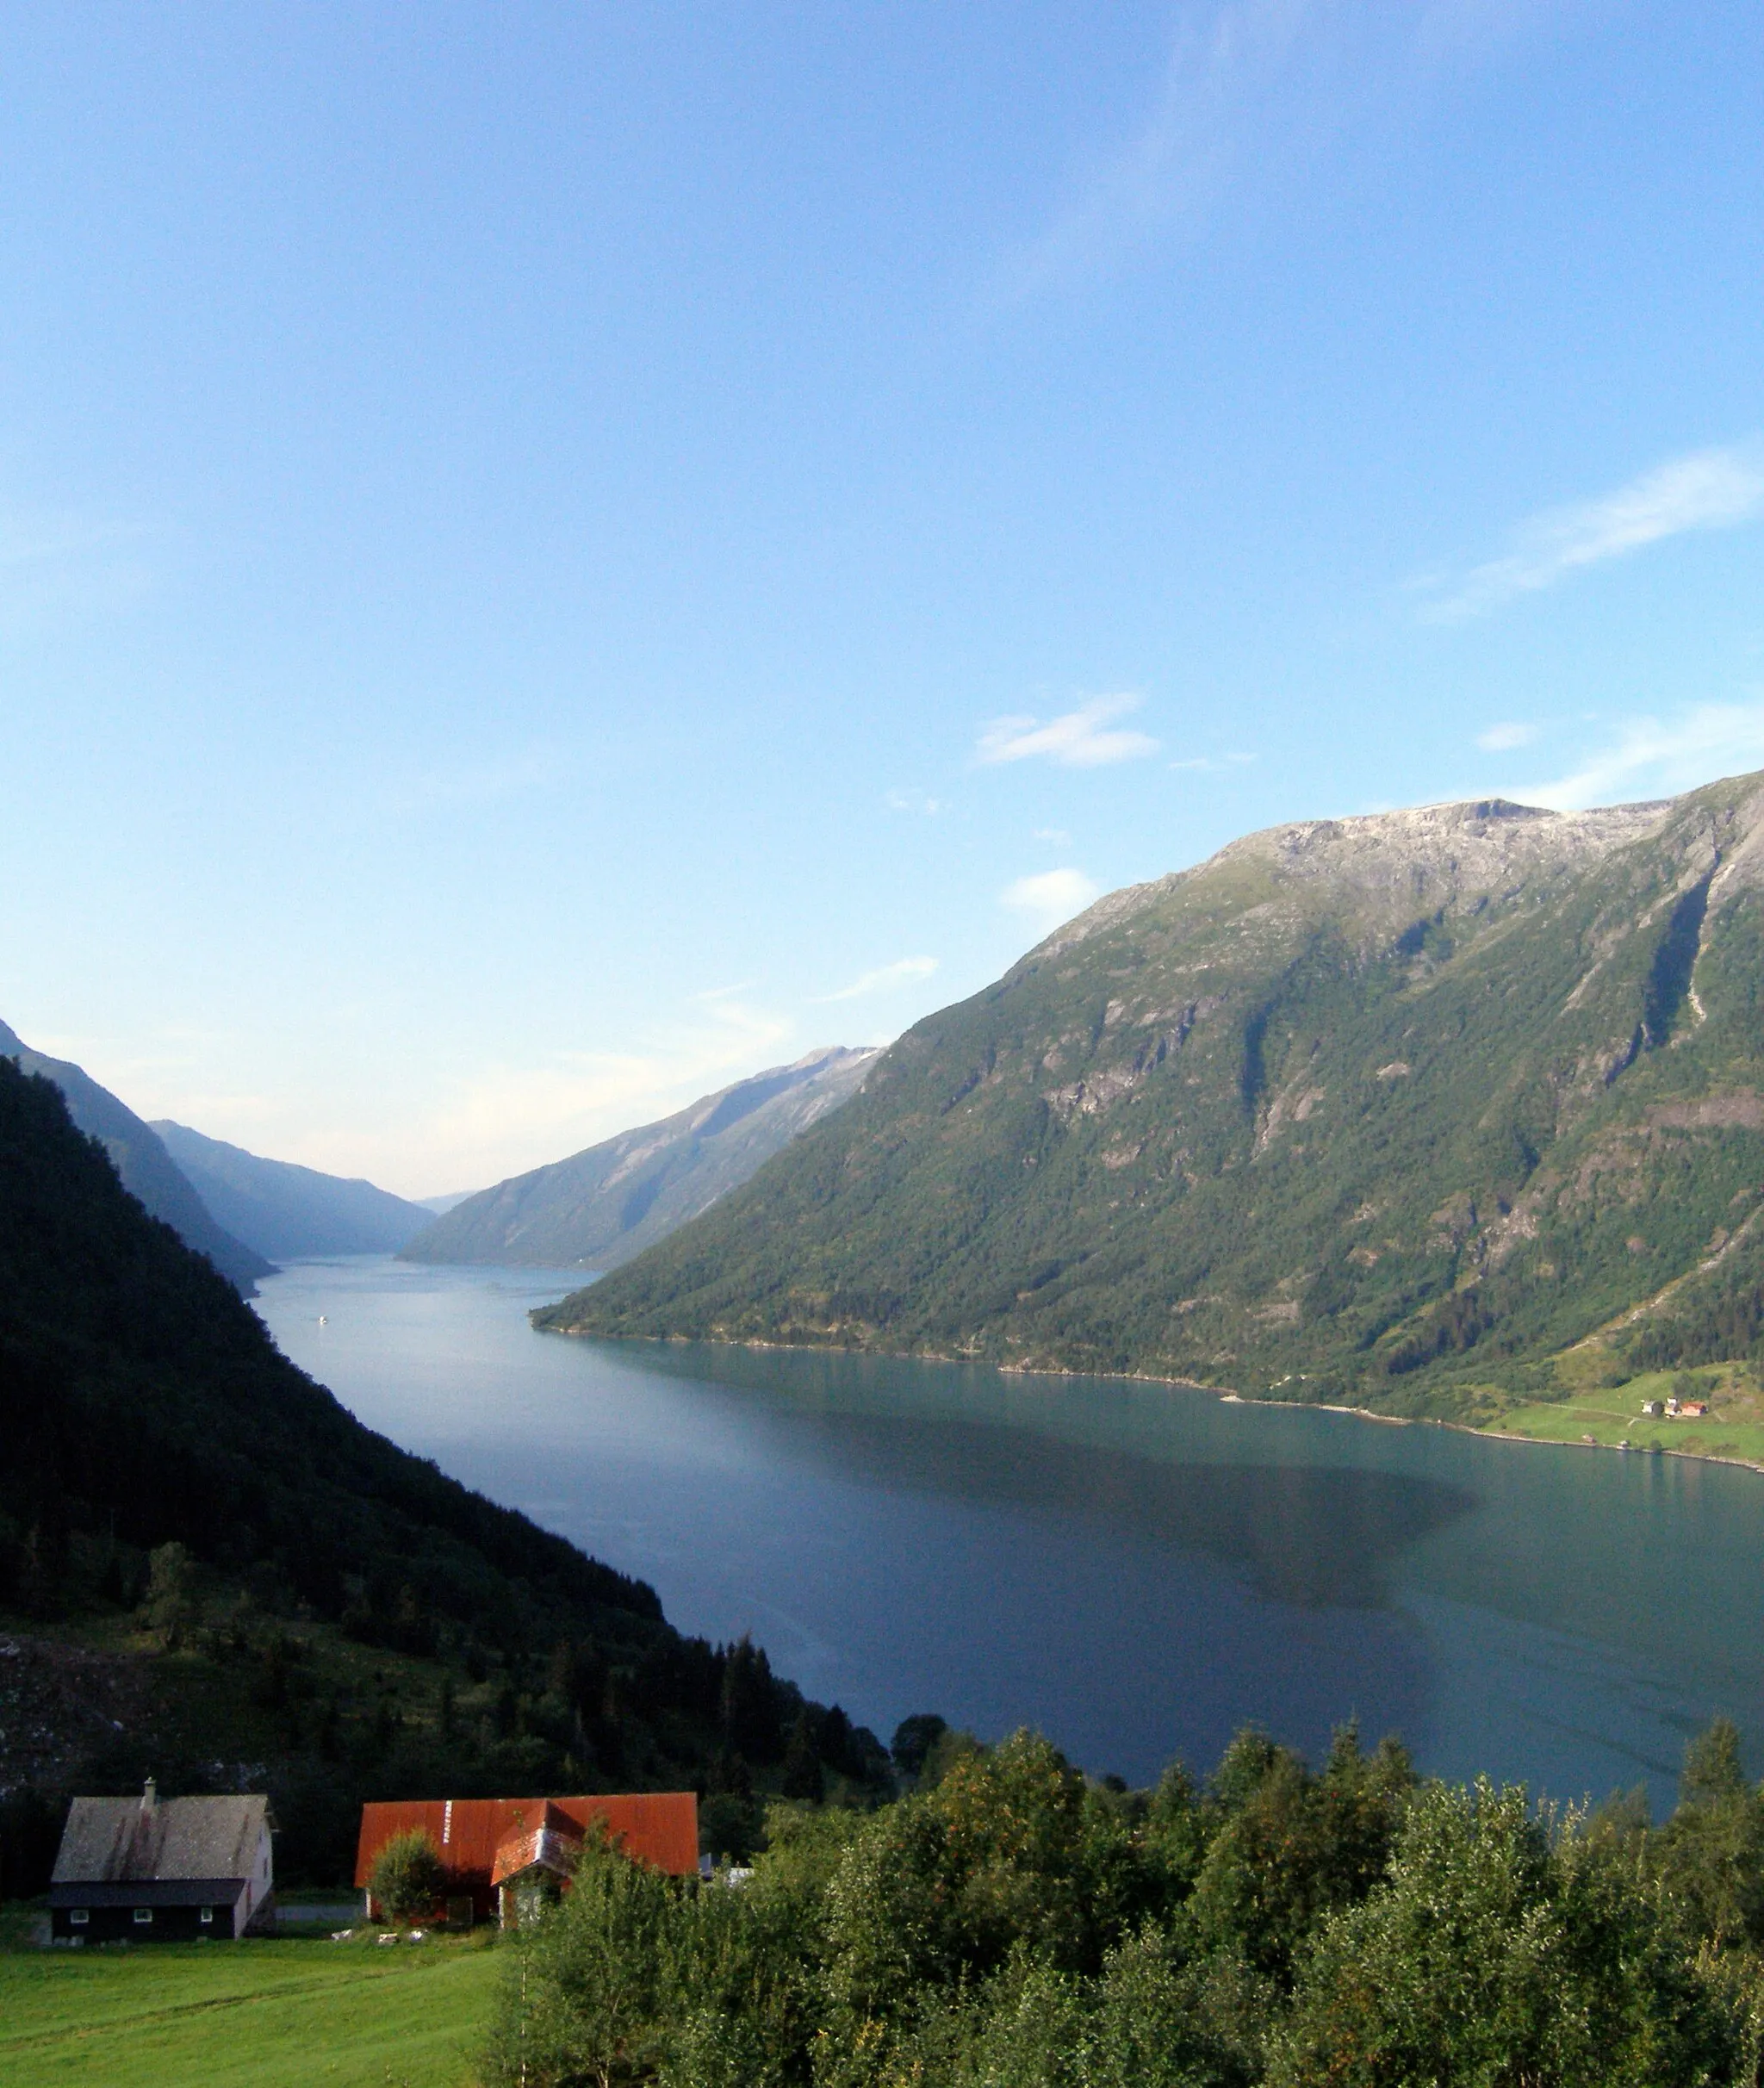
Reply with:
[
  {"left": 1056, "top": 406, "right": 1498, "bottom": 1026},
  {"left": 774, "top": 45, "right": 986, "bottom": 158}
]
[
  {"left": 50, "top": 1780, "right": 275, "bottom": 1942},
  {"left": 355, "top": 1792, "right": 698, "bottom": 1927}
]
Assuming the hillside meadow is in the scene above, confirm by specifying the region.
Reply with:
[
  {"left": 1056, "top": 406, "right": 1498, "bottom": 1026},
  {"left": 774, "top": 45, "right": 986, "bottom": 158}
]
[{"left": 0, "top": 1923, "right": 498, "bottom": 2088}]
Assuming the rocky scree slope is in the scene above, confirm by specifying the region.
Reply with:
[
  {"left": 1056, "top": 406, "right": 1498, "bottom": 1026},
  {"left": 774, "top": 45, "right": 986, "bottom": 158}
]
[
  {"left": 538, "top": 772, "right": 1764, "bottom": 1419},
  {"left": 406, "top": 1046, "right": 876, "bottom": 1270}
]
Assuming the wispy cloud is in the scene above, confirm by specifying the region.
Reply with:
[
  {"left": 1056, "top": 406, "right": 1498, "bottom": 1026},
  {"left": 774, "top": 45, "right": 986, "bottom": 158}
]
[
  {"left": 1421, "top": 443, "right": 1764, "bottom": 620},
  {"left": 0, "top": 497, "right": 150, "bottom": 632},
  {"left": 388, "top": 747, "right": 557, "bottom": 817},
  {"left": 992, "top": 0, "right": 1314, "bottom": 301},
  {"left": 1476, "top": 721, "right": 1536, "bottom": 752},
  {"left": 120, "top": 985, "right": 808, "bottom": 1198},
  {"left": 990, "top": 1, "right": 1581, "bottom": 304},
  {"left": 1002, "top": 867, "right": 1103, "bottom": 935},
  {"left": 1033, "top": 826, "right": 1072, "bottom": 846},
  {"left": 417, "top": 991, "right": 798, "bottom": 1186},
  {"left": 816, "top": 956, "right": 939, "bottom": 1004},
  {"left": 978, "top": 694, "right": 1159, "bottom": 769},
  {"left": 884, "top": 787, "right": 948, "bottom": 815},
  {"left": 1508, "top": 701, "right": 1764, "bottom": 811}
]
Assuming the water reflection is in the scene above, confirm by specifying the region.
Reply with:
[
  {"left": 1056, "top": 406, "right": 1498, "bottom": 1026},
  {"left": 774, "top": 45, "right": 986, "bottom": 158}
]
[{"left": 675, "top": 1402, "right": 1475, "bottom": 1609}]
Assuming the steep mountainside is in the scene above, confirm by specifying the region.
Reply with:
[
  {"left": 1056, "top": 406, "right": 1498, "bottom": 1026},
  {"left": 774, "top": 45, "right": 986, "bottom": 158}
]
[
  {"left": 541, "top": 772, "right": 1764, "bottom": 1419},
  {"left": 407, "top": 1046, "right": 877, "bottom": 1270},
  {"left": 0, "top": 1020, "right": 270, "bottom": 1293},
  {"left": 153, "top": 1119, "right": 431, "bottom": 1258}
]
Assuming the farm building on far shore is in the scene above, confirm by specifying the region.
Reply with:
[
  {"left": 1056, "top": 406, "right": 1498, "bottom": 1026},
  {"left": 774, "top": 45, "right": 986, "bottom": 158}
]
[
  {"left": 49, "top": 1780, "right": 275, "bottom": 1942},
  {"left": 355, "top": 1792, "right": 699, "bottom": 1926}
]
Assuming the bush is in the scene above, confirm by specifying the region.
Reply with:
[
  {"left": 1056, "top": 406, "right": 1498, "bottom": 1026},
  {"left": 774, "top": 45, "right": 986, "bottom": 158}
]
[
  {"left": 1272, "top": 1779, "right": 1739, "bottom": 2087},
  {"left": 484, "top": 1843, "right": 676, "bottom": 2088},
  {"left": 370, "top": 1827, "right": 446, "bottom": 1925},
  {"left": 480, "top": 1721, "right": 1764, "bottom": 2088}
]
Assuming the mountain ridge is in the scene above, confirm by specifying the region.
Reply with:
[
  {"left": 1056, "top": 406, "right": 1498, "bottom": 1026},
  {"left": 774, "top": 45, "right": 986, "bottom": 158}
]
[
  {"left": 152, "top": 1118, "right": 432, "bottom": 1258},
  {"left": 537, "top": 770, "right": 1764, "bottom": 1422},
  {"left": 406, "top": 1045, "right": 878, "bottom": 1270},
  {"left": 0, "top": 1019, "right": 271, "bottom": 1293}
]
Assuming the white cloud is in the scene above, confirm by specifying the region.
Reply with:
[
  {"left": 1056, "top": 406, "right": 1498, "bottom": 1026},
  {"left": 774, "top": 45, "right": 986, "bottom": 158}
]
[
  {"left": 1422, "top": 443, "right": 1764, "bottom": 620},
  {"left": 977, "top": 693, "right": 1159, "bottom": 769},
  {"left": 1033, "top": 826, "right": 1072, "bottom": 846},
  {"left": 816, "top": 956, "right": 939, "bottom": 1004},
  {"left": 1001, "top": 868, "right": 1103, "bottom": 935},
  {"left": 884, "top": 787, "right": 948, "bottom": 815},
  {"left": 1510, "top": 701, "right": 1764, "bottom": 811},
  {"left": 1476, "top": 721, "right": 1536, "bottom": 752}
]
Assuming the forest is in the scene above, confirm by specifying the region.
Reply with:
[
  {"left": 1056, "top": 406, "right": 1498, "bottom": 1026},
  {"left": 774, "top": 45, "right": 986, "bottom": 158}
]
[{"left": 490, "top": 1716, "right": 1764, "bottom": 2088}]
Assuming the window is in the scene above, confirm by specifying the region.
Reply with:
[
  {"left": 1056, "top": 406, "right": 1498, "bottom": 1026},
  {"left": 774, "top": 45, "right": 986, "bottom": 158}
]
[
  {"left": 134, "top": 1909, "right": 152, "bottom": 1925},
  {"left": 69, "top": 1909, "right": 89, "bottom": 1926},
  {"left": 200, "top": 1906, "right": 214, "bottom": 1924}
]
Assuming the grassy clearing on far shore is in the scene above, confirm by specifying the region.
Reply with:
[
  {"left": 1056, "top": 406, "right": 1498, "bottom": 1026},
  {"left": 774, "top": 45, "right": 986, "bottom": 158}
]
[
  {"left": 1483, "top": 1362, "right": 1764, "bottom": 1468},
  {"left": 0, "top": 1926, "right": 499, "bottom": 2088}
]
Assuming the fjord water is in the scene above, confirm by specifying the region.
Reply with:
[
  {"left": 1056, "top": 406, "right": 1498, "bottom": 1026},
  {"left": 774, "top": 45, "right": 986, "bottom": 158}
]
[{"left": 256, "top": 1258, "right": 1764, "bottom": 1810}]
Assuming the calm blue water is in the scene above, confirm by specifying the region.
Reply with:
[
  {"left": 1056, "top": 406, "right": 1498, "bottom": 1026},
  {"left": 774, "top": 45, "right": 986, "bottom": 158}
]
[{"left": 254, "top": 1256, "right": 1764, "bottom": 1811}]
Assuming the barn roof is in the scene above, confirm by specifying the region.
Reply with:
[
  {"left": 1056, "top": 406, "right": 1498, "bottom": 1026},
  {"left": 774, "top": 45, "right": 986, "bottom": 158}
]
[
  {"left": 355, "top": 1793, "right": 699, "bottom": 1887},
  {"left": 491, "top": 1801, "right": 584, "bottom": 1887},
  {"left": 53, "top": 1789, "right": 270, "bottom": 1886}
]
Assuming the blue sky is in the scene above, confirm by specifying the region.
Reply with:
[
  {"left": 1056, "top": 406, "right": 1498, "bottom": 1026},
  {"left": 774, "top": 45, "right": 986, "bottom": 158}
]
[{"left": 2, "top": 2, "right": 1761, "bottom": 1194}]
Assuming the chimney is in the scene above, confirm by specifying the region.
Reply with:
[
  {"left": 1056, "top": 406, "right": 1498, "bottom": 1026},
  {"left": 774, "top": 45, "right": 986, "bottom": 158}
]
[{"left": 130, "top": 1775, "right": 158, "bottom": 1873}]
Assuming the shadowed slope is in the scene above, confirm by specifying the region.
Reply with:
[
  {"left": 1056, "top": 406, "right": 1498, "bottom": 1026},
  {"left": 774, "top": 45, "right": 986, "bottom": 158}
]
[
  {"left": 0, "top": 1020, "right": 270, "bottom": 1293},
  {"left": 153, "top": 1119, "right": 431, "bottom": 1258}
]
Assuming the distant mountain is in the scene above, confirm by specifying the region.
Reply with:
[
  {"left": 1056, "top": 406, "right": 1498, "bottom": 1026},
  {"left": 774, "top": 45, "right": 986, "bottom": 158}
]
[
  {"left": 0, "top": 1019, "right": 270, "bottom": 1293},
  {"left": 152, "top": 1120, "right": 432, "bottom": 1258},
  {"left": 539, "top": 772, "right": 1764, "bottom": 1421},
  {"left": 414, "top": 1189, "right": 476, "bottom": 1215},
  {"left": 405, "top": 1046, "right": 878, "bottom": 1271}
]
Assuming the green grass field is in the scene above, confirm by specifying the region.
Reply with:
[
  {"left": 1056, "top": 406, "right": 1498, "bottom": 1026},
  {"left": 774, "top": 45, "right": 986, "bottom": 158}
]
[
  {"left": 0, "top": 1929, "right": 500, "bottom": 2088},
  {"left": 1481, "top": 1362, "right": 1764, "bottom": 1469}
]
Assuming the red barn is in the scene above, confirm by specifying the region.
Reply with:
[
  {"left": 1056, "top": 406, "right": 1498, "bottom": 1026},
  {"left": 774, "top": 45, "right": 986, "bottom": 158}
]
[{"left": 354, "top": 1793, "right": 698, "bottom": 1927}]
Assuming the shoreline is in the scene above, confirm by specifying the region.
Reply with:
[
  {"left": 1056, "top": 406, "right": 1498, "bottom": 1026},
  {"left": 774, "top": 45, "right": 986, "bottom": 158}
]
[{"left": 544, "top": 1322, "right": 1764, "bottom": 1480}]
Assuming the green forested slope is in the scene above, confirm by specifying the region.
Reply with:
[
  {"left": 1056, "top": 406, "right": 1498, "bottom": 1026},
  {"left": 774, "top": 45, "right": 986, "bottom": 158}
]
[{"left": 541, "top": 771, "right": 1764, "bottom": 1418}]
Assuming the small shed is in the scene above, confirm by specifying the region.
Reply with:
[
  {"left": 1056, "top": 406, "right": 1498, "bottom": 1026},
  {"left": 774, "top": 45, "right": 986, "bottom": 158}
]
[
  {"left": 49, "top": 1780, "right": 275, "bottom": 1942},
  {"left": 355, "top": 1792, "right": 699, "bottom": 1927}
]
